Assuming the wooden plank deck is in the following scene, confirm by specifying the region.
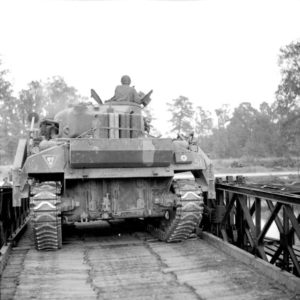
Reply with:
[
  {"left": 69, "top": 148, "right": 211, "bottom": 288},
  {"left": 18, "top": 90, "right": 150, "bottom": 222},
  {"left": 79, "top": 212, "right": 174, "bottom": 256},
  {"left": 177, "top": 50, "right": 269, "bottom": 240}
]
[{"left": 0, "top": 222, "right": 298, "bottom": 300}]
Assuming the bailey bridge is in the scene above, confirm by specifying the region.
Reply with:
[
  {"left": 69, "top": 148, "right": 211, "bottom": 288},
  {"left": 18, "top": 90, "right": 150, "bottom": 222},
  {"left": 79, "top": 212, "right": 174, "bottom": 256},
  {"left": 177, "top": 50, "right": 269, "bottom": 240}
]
[{"left": 1, "top": 177, "right": 300, "bottom": 300}]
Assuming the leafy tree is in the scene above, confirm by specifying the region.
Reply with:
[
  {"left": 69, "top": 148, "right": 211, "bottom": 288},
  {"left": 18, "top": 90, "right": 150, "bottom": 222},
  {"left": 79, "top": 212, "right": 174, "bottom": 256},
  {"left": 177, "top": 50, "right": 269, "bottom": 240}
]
[
  {"left": 258, "top": 102, "right": 283, "bottom": 156},
  {"left": 18, "top": 77, "right": 83, "bottom": 121},
  {"left": 194, "top": 106, "right": 213, "bottom": 137},
  {"left": 226, "top": 102, "right": 258, "bottom": 157},
  {"left": 143, "top": 107, "right": 155, "bottom": 123},
  {"left": 43, "top": 76, "right": 81, "bottom": 118},
  {"left": 1, "top": 70, "right": 84, "bottom": 162},
  {"left": 205, "top": 102, "right": 281, "bottom": 158},
  {"left": 205, "top": 104, "right": 232, "bottom": 158},
  {"left": 208, "top": 127, "right": 230, "bottom": 158},
  {"left": 18, "top": 81, "right": 44, "bottom": 127},
  {"left": 260, "top": 102, "right": 275, "bottom": 120},
  {"left": 0, "top": 60, "right": 15, "bottom": 135},
  {"left": 275, "top": 40, "right": 300, "bottom": 118},
  {"left": 215, "top": 104, "right": 231, "bottom": 129},
  {"left": 0, "top": 59, "right": 20, "bottom": 162},
  {"left": 274, "top": 40, "right": 300, "bottom": 154},
  {"left": 143, "top": 107, "right": 161, "bottom": 137},
  {"left": 221, "top": 102, "right": 282, "bottom": 158},
  {"left": 243, "top": 113, "right": 278, "bottom": 157},
  {"left": 167, "top": 96, "right": 194, "bottom": 136}
]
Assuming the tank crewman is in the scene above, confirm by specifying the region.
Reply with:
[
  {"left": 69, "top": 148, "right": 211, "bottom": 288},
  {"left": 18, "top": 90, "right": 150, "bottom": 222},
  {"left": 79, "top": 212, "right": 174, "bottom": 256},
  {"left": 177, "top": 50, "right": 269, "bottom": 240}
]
[{"left": 109, "top": 75, "right": 144, "bottom": 104}]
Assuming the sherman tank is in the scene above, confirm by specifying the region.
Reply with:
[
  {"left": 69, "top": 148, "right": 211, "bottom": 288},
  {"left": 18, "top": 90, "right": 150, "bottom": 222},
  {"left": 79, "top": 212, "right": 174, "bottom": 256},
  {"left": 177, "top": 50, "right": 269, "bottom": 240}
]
[{"left": 12, "top": 92, "right": 215, "bottom": 250}]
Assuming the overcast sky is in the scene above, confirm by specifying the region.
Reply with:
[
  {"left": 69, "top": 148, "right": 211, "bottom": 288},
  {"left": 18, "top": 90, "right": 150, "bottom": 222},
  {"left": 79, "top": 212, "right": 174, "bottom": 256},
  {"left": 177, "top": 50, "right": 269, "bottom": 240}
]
[{"left": 1, "top": 0, "right": 300, "bottom": 133}]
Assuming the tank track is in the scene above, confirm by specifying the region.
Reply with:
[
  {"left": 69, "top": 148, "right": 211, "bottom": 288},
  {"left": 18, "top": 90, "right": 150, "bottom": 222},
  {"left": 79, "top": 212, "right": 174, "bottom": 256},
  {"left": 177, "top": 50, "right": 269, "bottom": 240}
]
[
  {"left": 147, "top": 178, "right": 203, "bottom": 242},
  {"left": 30, "top": 182, "right": 62, "bottom": 250}
]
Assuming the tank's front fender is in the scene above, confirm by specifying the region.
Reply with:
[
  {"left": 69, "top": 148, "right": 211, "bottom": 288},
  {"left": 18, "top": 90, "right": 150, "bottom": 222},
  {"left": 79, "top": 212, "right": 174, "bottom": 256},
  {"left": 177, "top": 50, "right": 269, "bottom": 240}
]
[{"left": 23, "top": 144, "right": 67, "bottom": 174}]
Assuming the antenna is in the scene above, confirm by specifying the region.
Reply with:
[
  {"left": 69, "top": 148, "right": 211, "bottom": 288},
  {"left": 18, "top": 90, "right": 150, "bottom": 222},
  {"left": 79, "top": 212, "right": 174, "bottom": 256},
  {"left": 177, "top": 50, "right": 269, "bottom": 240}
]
[{"left": 27, "top": 112, "right": 39, "bottom": 129}]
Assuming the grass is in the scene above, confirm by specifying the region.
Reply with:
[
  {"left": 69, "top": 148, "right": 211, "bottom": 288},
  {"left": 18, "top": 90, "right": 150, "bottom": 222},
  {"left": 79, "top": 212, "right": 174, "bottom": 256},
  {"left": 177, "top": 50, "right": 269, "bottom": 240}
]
[{"left": 213, "top": 157, "right": 300, "bottom": 174}]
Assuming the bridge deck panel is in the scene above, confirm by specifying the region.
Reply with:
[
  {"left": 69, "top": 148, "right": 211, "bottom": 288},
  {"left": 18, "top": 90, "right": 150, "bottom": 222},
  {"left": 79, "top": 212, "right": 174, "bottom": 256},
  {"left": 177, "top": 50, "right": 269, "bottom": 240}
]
[{"left": 1, "top": 223, "right": 297, "bottom": 300}]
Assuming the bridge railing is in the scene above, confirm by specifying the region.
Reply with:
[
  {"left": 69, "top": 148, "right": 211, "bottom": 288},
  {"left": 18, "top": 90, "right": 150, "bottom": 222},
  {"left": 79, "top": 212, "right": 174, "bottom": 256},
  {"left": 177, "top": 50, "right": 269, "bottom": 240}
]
[
  {"left": 202, "top": 176, "right": 300, "bottom": 277},
  {"left": 0, "top": 187, "right": 30, "bottom": 248}
]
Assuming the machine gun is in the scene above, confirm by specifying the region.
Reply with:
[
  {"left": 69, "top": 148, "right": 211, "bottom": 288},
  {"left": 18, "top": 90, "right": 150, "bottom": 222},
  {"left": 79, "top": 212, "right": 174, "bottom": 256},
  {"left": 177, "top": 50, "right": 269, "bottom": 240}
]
[
  {"left": 90, "top": 89, "right": 103, "bottom": 105},
  {"left": 140, "top": 90, "right": 153, "bottom": 108}
]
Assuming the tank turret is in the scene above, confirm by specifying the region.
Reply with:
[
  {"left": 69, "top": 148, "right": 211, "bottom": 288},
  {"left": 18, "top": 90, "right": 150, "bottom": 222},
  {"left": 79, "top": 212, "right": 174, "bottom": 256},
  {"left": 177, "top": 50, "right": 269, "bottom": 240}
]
[{"left": 54, "top": 101, "right": 144, "bottom": 139}]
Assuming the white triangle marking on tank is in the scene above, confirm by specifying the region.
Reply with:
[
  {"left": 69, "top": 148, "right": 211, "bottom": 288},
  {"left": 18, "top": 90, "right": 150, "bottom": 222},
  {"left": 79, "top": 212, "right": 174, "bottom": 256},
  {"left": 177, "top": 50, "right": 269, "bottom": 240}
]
[{"left": 42, "top": 155, "right": 56, "bottom": 169}]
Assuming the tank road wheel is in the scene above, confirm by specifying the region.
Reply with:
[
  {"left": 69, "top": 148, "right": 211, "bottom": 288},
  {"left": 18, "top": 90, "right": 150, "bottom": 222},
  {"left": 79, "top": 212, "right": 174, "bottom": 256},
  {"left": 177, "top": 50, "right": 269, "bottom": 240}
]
[
  {"left": 148, "top": 179, "right": 204, "bottom": 242},
  {"left": 30, "top": 182, "right": 62, "bottom": 250}
]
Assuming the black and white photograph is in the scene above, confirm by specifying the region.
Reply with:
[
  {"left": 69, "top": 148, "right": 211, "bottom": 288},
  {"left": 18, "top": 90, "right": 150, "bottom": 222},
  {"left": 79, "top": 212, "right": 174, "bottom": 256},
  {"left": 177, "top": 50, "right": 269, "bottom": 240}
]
[{"left": 0, "top": 0, "right": 300, "bottom": 299}]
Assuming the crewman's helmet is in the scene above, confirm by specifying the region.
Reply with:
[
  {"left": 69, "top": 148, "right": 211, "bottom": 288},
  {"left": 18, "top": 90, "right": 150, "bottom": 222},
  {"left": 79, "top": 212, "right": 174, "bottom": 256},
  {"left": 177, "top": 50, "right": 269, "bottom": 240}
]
[{"left": 121, "top": 75, "right": 131, "bottom": 85}]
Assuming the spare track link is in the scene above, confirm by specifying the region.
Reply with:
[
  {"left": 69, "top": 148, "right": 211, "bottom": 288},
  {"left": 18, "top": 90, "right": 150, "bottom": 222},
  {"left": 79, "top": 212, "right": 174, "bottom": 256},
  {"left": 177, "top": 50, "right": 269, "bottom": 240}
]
[
  {"left": 30, "top": 182, "right": 62, "bottom": 250},
  {"left": 148, "top": 178, "right": 204, "bottom": 242}
]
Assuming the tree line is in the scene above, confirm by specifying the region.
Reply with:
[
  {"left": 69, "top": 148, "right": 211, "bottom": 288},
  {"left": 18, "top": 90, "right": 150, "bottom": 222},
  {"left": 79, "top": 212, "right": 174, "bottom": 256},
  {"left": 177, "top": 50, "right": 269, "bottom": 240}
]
[
  {"left": 0, "top": 66, "right": 85, "bottom": 163},
  {"left": 167, "top": 40, "right": 300, "bottom": 159},
  {"left": 0, "top": 39, "right": 299, "bottom": 163}
]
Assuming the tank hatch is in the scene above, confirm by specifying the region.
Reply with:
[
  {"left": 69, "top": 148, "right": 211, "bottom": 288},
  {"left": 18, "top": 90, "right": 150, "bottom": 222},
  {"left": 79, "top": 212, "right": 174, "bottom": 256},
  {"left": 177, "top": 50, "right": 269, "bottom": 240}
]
[{"left": 69, "top": 138, "right": 173, "bottom": 168}]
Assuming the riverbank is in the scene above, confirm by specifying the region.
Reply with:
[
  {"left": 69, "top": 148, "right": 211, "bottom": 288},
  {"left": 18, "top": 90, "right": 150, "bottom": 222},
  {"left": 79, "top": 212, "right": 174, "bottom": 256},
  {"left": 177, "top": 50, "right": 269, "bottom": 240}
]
[{"left": 216, "top": 171, "right": 300, "bottom": 184}]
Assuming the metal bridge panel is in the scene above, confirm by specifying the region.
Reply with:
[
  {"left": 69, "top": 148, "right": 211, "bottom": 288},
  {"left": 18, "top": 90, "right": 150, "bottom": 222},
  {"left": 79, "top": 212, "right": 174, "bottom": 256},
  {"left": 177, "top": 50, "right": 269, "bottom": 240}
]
[{"left": 207, "top": 180, "right": 300, "bottom": 277}]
